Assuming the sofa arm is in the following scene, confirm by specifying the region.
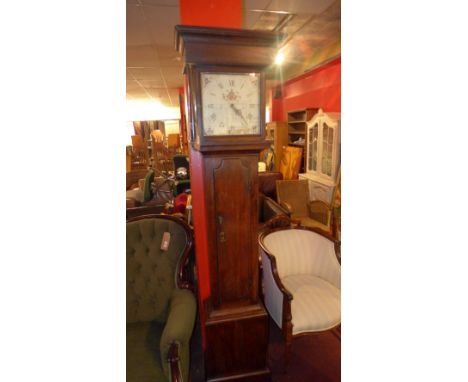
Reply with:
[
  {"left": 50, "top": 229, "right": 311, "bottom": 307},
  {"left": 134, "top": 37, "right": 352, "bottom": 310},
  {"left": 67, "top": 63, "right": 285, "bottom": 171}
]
[{"left": 160, "top": 288, "right": 196, "bottom": 382}]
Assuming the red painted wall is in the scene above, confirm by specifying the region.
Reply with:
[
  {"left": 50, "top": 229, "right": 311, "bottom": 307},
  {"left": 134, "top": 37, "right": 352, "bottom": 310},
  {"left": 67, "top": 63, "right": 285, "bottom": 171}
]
[
  {"left": 187, "top": 148, "right": 210, "bottom": 346},
  {"left": 180, "top": 0, "right": 242, "bottom": 28},
  {"left": 271, "top": 57, "right": 341, "bottom": 121}
]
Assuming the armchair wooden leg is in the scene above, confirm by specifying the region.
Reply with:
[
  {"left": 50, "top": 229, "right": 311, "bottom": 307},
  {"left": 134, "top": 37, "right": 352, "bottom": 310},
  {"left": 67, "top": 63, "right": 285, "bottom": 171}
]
[
  {"left": 167, "top": 342, "right": 183, "bottom": 382},
  {"left": 282, "top": 296, "right": 294, "bottom": 372},
  {"left": 283, "top": 322, "right": 293, "bottom": 372}
]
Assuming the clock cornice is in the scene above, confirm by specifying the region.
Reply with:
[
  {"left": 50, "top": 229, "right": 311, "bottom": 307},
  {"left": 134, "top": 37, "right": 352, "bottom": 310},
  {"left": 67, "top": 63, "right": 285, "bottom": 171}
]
[{"left": 175, "top": 25, "right": 284, "bottom": 68}]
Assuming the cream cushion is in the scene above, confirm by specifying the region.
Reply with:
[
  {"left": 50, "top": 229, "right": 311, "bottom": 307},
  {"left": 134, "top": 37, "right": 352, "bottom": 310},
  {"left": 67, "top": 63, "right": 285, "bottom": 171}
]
[{"left": 282, "top": 274, "right": 340, "bottom": 334}]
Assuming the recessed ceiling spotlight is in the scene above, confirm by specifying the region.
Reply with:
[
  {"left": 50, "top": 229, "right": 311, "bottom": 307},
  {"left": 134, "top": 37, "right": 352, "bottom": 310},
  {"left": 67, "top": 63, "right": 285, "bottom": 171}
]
[{"left": 275, "top": 51, "right": 284, "bottom": 65}]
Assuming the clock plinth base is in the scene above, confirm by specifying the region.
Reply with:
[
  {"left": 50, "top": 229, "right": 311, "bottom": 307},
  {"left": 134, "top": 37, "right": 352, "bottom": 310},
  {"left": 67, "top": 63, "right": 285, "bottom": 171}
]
[{"left": 205, "top": 304, "right": 270, "bottom": 382}]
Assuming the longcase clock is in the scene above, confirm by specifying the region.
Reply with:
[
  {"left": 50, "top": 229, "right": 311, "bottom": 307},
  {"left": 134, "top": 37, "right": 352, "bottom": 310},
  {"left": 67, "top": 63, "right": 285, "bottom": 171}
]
[{"left": 176, "top": 26, "right": 283, "bottom": 381}]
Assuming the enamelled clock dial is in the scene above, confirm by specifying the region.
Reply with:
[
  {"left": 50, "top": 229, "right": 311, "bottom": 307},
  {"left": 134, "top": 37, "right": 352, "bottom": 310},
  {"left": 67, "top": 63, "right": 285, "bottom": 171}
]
[{"left": 201, "top": 72, "right": 261, "bottom": 136}]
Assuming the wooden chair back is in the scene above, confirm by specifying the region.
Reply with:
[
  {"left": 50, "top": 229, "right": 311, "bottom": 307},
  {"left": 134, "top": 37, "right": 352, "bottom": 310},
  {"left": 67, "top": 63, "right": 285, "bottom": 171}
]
[
  {"left": 152, "top": 141, "right": 173, "bottom": 173},
  {"left": 130, "top": 139, "right": 149, "bottom": 170},
  {"left": 276, "top": 179, "right": 310, "bottom": 217}
]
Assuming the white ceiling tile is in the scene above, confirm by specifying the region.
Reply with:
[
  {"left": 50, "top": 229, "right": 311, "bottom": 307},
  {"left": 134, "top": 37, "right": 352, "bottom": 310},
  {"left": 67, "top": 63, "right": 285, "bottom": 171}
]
[
  {"left": 141, "top": 0, "right": 179, "bottom": 6},
  {"left": 128, "top": 67, "right": 164, "bottom": 81},
  {"left": 127, "top": 45, "right": 159, "bottom": 67},
  {"left": 146, "top": 88, "right": 167, "bottom": 98},
  {"left": 159, "top": 66, "right": 184, "bottom": 86},
  {"left": 154, "top": 44, "right": 180, "bottom": 60},
  {"left": 244, "top": 0, "right": 279, "bottom": 29},
  {"left": 163, "top": 78, "right": 183, "bottom": 88},
  {"left": 126, "top": 80, "right": 142, "bottom": 91},
  {"left": 138, "top": 79, "right": 167, "bottom": 89},
  {"left": 141, "top": 5, "right": 180, "bottom": 45},
  {"left": 244, "top": 0, "right": 272, "bottom": 10},
  {"left": 244, "top": 12, "right": 261, "bottom": 29},
  {"left": 126, "top": 89, "right": 151, "bottom": 98},
  {"left": 163, "top": 65, "right": 183, "bottom": 74},
  {"left": 165, "top": 89, "right": 182, "bottom": 106},
  {"left": 281, "top": 13, "right": 311, "bottom": 35},
  {"left": 253, "top": 12, "right": 285, "bottom": 30},
  {"left": 159, "top": 65, "right": 183, "bottom": 75},
  {"left": 127, "top": 0, "right": 341, "bottom": 103},
  {"left": 267, "top": 0, "right": 335, "bottom": 15},
  {"left": 127, "top": 5, "right": 153, "bottom": 46}
]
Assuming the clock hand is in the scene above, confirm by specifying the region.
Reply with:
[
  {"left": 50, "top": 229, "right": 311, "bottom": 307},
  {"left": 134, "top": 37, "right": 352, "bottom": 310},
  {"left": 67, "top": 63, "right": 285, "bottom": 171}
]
[
  {"left": 230, "top": 104, "right": 248, "bottom": 126},
  {"left": 230, "top": 103, "right": 241, "bottom": 114}
]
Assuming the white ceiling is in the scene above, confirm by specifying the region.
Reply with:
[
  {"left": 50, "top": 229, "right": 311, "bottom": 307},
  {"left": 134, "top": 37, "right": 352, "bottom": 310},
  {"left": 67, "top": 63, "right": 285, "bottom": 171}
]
[{"left": 126, "top": 0, "right": 341, "bottom": 108}]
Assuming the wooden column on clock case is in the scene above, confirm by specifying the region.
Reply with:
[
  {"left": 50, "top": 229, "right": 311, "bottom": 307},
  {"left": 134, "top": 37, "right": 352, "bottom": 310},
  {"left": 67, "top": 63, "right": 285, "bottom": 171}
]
[{"left": 176, "top": 26, "right": 283, "bottom": 382}]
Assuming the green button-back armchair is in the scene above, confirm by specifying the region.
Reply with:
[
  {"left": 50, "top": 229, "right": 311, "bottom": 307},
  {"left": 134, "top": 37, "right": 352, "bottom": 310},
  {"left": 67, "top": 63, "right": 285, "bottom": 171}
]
[{"left": 127, "top": 214, "right": 196, "bottom": 382}]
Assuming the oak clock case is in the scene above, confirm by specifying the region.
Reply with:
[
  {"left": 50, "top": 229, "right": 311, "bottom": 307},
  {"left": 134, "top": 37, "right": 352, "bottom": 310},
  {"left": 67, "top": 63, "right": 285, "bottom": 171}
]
[{"left": 176, "top": 25, "right": 282, "bottom": 382}]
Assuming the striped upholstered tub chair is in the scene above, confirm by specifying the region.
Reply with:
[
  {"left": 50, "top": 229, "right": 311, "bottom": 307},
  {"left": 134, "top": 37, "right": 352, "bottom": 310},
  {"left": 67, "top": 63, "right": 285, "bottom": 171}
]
[{"left": 259, "top": 226, "right": 341, "bottom": 368}]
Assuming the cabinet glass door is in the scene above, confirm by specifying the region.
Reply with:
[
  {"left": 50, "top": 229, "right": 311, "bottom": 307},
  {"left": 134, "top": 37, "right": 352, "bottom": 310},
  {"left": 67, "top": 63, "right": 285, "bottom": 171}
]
[
  {"left": 321, "top": 123, "right": 334, "bottom": 176},
  {"left": 308, "top": 123, "right": 318, "bottom": 171}
]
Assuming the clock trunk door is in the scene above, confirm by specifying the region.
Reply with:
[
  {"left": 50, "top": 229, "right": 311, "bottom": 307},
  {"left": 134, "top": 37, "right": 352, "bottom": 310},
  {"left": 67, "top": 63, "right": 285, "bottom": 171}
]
[{"left": 205, "top": 155, "right": 258, "bottom": 308}]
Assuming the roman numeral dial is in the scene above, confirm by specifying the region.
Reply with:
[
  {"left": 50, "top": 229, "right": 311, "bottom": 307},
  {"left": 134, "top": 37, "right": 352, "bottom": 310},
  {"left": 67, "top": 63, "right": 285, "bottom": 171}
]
[{"left": 201, "top": 72, "right": 261, "bottom": 136}]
